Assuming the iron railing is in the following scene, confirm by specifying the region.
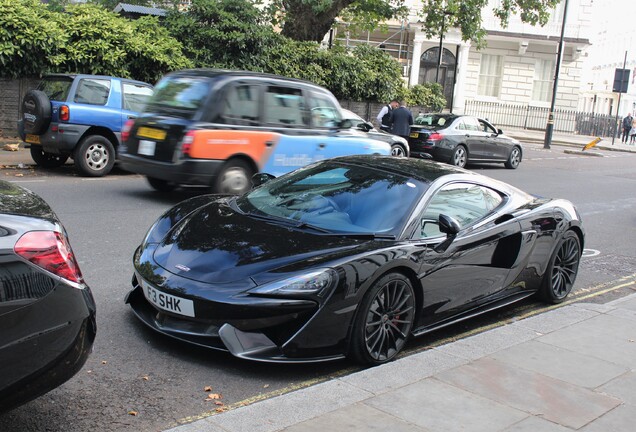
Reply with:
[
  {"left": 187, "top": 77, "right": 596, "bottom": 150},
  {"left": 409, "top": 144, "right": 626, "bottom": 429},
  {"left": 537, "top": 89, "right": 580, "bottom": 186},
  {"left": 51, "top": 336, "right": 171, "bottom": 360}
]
[{"left": 464, "top": 100, "right": 619, "bottom": 138}]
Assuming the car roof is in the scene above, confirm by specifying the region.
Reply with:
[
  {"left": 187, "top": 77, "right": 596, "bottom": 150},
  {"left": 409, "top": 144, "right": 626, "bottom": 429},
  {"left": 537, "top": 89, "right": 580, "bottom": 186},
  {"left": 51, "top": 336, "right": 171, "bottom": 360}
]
[
  {"left": 42, "top": 73, "right": 151, "bottom": 86},
  {"left": 165, "top": 68, "right": 324, "bottom": 88}
]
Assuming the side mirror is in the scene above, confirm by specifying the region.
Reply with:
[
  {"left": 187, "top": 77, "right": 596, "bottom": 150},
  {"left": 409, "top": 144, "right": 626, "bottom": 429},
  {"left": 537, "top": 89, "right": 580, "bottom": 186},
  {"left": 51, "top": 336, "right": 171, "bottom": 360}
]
[
  {"left": 251, "top": 173, "right": 276, "bottom": 187},
  {"left": 497, "top": 128, "right": 504, "bottom": 135},
  {"left": 434, "top": 214, "right": 461, "bottom": 253},
  {"left": 359, "top": 121, "right": 373, "bottom": 132}
]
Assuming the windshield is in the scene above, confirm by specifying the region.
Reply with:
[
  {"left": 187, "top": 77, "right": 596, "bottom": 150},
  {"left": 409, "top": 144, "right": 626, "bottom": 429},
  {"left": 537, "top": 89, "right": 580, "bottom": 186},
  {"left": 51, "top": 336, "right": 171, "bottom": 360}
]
[
  {"left": 236, "top": 161, "right": 424, "bottom": 235},
  {"left": 146, "top": 76, "right": 210, "bottom": 118},
  {"left": 38, "top": 77, "right": 74, "bottom": 101},
  {"left": 414, "top": 114, "right": 457, "bottom": 129}
]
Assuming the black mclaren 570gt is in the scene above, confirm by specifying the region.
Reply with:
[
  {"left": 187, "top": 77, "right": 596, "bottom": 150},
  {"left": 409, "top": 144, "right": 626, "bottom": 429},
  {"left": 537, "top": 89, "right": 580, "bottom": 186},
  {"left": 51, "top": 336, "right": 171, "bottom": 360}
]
[{"left": 126, "top": 155, "right": 584, "bottom": 365}]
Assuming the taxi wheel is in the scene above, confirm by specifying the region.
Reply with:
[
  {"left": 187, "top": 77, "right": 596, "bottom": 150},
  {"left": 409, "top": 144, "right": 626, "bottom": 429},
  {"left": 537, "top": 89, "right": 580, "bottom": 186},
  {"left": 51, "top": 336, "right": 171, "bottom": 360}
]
[
  {"left": 30, "top": 146, "right": 69, "bottom": 168},
  {"left": 214, "top": 160, "right": 254, "bottom": 195}
]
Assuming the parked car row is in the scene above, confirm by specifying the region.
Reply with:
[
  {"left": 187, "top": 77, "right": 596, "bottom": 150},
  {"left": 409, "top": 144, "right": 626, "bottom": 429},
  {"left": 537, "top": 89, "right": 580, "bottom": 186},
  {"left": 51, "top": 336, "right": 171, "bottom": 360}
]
[{"left": 3, "top": 69, "right": 554, "bottom": 413}]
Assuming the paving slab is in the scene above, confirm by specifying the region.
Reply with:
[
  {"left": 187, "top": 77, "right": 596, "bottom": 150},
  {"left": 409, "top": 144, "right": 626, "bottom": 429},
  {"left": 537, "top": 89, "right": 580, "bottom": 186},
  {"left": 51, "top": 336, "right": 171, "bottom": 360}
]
[
  {"left": 513, "top": 304, "right": 600, "bottom": 334},
  {"left": 501, "top": 416, "right": 573, "bottom": 432},
  {"left": 434, "top": 357, "right": 621, "bottom": 429},
  {"left": 366, "top": 377, "right": 528, "bottom": 432},
  {"left": 579, "top": 404, "right": 636, "bottom": 432},
  {"left": 598, "top": 370, "right": 636, "bottom": 406}
]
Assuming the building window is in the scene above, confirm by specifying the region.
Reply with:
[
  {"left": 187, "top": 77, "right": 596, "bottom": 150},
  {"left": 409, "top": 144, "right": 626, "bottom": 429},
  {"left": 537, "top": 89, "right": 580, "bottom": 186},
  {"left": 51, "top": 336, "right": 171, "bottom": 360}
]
[
  {"left": 478, "top": 54, "right": 503, "bottom": 97},
  {"left": 532, "top": 59, "right": 554, "bottom": 102}
]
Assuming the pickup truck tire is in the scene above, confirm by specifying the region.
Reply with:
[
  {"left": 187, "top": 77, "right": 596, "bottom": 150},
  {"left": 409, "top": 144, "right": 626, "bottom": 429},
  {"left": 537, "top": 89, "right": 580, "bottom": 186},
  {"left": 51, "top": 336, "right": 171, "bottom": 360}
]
[
  {"left": 75, "top": 135, "right": 115, "bottom": 177},
  {"left": 147, "top": 177, "right": 178, "bottom": 192},
  {"left": 22, "top": 90, "right": 52, "bottom": 135},
  {"left": 30, "top": 146, "right": 69, "bottom": 168}
]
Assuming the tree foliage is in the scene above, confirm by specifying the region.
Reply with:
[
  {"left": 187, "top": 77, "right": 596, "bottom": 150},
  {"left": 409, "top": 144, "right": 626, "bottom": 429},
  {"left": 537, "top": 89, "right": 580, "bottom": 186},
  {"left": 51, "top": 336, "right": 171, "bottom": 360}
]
[{"left": 406, "top": 83, "right": 446, "bottom": 112}]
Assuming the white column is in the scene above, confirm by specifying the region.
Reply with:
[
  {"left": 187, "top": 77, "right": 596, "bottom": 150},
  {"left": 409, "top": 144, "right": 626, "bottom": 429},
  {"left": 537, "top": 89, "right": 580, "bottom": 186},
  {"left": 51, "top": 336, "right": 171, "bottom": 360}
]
[
  {"left": 409, "top": 34, "right": 427, "bottom": 87},
  {"left": 452, "top": 42, "right": 471, "bottom": 114}
]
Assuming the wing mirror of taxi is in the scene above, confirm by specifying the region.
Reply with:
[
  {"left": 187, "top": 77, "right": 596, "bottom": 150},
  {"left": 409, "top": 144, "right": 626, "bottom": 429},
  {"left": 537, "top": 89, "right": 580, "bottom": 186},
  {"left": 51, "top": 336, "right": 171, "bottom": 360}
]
[
  {"left": 251, "top": 173, "right": 276, "bottom": 187},
  {"left": 434, "top": 214, "right": 461, "bottom": 253}
]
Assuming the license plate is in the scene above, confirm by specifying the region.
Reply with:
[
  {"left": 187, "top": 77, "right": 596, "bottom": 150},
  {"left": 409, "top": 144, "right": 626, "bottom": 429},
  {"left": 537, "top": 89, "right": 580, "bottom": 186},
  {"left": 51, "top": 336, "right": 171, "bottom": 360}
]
[
  {"left": 142, "top": 282, "right": 195, "bottom": 317},
  {"left": 137, "top": 127, "right": 166, "bottom": 141},
  {"left": 409, "top": 132, "right": 419, "bottom": 138},
  {"left": 138, "top": 140, "right": 156, "bottom": 156},
  {"left": 25, "top": 134, "right": 41, "bottom": 144}
]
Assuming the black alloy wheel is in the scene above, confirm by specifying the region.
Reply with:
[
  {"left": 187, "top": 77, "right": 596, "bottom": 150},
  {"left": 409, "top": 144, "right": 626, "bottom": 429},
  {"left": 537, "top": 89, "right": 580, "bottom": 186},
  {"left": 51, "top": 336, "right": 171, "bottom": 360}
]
[
  {"left": 29, "top": 146, "right": 69, "bottom": 168},
  {"left": 351, "top": 273, "right": 416, "bottom": 365},
  {"left": 539, "top": 230, "right": 581, "bottom": 304}
]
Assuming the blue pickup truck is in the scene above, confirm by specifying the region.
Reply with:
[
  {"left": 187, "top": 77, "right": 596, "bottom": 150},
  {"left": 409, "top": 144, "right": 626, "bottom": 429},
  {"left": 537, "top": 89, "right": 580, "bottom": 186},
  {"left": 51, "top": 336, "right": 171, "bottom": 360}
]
[{"left": 19, "top": 74, "right": 153, "bottom": 176}]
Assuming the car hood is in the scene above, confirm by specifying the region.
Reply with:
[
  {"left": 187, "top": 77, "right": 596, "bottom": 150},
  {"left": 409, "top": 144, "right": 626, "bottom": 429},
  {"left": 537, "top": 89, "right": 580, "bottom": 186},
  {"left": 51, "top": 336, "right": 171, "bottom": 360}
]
[{"left": 151, "top": 200, "right": 366, "bottom": 285}]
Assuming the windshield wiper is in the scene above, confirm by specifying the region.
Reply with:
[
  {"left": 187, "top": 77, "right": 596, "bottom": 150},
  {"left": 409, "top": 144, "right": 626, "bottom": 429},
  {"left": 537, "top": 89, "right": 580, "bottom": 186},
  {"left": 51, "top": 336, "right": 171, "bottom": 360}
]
[
  {"left": 329, "top": 233, "right": 396, "bottom": 240},
  {"left": 243, "top": 211, "right": 331, "bottom": 233}
]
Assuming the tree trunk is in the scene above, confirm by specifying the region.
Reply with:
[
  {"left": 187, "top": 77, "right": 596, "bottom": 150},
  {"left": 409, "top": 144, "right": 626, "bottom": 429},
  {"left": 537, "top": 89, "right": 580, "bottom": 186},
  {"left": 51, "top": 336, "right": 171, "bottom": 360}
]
[{"left": 281, "top": 0, "right": 355, "bottom": 42}]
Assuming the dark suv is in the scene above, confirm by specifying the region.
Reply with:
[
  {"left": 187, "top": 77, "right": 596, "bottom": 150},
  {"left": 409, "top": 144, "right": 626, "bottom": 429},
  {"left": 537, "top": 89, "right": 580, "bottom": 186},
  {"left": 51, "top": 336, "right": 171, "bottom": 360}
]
[
  {"left": 118, "top": 69, "right": 391, "bottom": 194},
  {"left": 19, "top": 74, "right": 153, "bottom": 176}
]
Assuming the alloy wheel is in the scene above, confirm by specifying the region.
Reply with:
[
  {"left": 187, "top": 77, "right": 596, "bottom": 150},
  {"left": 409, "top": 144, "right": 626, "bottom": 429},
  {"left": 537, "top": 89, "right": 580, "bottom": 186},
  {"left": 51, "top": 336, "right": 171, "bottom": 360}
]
[{"left": 550, "top": 236, "right": 580, "bottom": 298}]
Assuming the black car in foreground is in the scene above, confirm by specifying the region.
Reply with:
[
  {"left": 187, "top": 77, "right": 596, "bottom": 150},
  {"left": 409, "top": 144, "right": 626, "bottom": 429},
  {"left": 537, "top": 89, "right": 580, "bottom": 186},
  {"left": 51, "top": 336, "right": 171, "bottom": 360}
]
[
  {"left": 0, "top": 181, "right": 96, "bottom": 412},
  {"left": 126, "top": 155, "right": 583, "bottom": 365},
  {"left": 409, "top": 113, "right": 522, "bottom": 169}
]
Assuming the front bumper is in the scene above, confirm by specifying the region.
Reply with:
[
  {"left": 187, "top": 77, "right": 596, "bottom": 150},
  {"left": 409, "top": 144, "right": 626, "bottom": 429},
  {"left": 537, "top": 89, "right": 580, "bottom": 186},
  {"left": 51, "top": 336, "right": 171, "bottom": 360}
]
[
  {"left": 125, "top": 274, "right": 347, "bottom": 363},
  {"left": 118, "top": 153, "right": 224, "bottom": 186}
]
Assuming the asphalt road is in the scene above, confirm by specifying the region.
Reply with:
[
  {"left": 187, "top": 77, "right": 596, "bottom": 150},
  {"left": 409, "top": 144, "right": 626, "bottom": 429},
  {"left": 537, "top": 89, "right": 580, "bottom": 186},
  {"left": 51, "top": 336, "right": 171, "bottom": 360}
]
[{"left": 1, "top": 143, "right": 635, "bottom": 431}]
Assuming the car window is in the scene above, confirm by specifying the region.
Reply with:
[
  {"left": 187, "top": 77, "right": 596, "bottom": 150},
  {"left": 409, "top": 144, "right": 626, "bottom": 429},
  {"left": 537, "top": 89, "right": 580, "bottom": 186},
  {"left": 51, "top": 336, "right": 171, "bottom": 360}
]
[
  {"left": 463, "top": 117, "right": 481, "bottom": 132},
  {"left": 74, "top": 78, "right": 111, "bottom": 106},
  {"left": 122, "top": 83, "right": 153, "bottom": 112},
  {"left": 218, "top": 84, "right": 260, "bottom": 125},
  {"left": 414, "top": 114, "right": 454, "bottom": 129},
  {"left": 308, "top": 91, "right": 341, "bottom": 128},
  {"left": 262, "top": 86, "right": 306, "bottom": 127},
  {"left": 38, "top": 77, "right": 73, "bottom": 101},
  {"left": 148, "top": 76, "right": 210, "bottom": 118},
  {"left": 479, "top": 119, "right": 497, "bottom": 134},
  {"left": 415, "top": 182, "right": 504, "bottom": 239}
]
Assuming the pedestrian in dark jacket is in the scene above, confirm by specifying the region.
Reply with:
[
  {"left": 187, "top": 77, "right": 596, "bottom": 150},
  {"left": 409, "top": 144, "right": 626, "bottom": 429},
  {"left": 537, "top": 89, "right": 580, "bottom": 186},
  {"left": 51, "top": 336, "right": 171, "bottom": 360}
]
[
  {"left": 622, "top": 114, "right": 633, "bottom": 143},
  {"left": 388, "top": 102, "right": 413, "bottom": 140}
]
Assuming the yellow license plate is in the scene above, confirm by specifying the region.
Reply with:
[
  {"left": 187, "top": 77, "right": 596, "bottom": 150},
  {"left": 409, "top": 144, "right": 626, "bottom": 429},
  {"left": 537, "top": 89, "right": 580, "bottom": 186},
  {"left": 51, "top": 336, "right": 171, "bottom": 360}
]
[
  {"left": 137, "top": 127, "right": 166, "bottom": 141},
  {"left": 409, "top": 132, "right": 419, "bottom": 138},
  {"left": 25, "top": 134, "right": 41, "bottom": 144}
]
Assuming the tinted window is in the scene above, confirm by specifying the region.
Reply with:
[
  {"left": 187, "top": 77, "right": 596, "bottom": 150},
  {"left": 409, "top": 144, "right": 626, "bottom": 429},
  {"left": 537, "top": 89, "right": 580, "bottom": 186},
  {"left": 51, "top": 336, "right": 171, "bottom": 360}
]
[
  {"left": 415, "top": 182, "right": 504, "bottom": 238},
  {"left": 74, "top": 78, "right": 111, "bottom": 106},
  {"left": 122, "top": 83, "right": 153, "bottom": 112},
  {"left": 147, "top": 76, "right": 210, "bottom": 118},
  {"left": 38, "top": 77, "right": 73, "bottom": 101},
  {"left": 263, "top": 86, "right": 306, "bottom": 127},
  {"left": 414, "top": 114, "right": 456, "bottom": 129},
  {"left": 219, "top": 84, "right": 260, "bottom": 125}
]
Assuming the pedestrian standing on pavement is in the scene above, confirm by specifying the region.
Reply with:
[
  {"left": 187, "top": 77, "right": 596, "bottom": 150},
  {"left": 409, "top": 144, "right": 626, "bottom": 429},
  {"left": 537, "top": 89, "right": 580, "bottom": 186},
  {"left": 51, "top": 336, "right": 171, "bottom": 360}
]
[
  {"left": 621, "top": 113, "right": 633, "bottom": 143},
  {"left": 388, "top": 101, "right": 414, "bottom": 140},
  {"left": 376, "top": 100, "right": 398, "bottom": 132},
  {"left": 630, "top": 117, "right": 636, "bottom": 145}
]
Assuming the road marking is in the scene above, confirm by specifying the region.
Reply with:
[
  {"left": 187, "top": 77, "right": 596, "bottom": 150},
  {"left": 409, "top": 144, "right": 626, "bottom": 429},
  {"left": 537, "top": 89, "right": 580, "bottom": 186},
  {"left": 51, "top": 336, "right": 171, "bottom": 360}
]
[
  {"left": 7, "top": 179, "right": 46, "bottom": 184},
  {"left": 582, "top": 248, "right": 601, "bottom": 257},
  {"left": 172, "top": 273, "right": 636, "bottom": 427}
]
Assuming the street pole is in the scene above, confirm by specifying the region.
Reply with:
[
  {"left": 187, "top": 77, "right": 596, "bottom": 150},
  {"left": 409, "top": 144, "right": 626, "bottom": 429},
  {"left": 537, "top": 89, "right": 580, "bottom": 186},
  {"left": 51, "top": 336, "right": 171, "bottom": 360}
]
[
  {"left": 435, "top": 14, "right": 446, "bottom": 84},
  {"left": 611, "top": 50, "right": 628, "bottom": 145},
  {"left": 544, "top": 0, "right": 569, "bottom": 149}
]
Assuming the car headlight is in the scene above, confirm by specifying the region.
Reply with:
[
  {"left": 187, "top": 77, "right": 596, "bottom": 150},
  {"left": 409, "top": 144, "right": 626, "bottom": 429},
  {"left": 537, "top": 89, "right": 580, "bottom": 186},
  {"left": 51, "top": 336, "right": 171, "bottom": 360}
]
[{"left": 250, "top": 269, "right": 338, "bottom": 297}]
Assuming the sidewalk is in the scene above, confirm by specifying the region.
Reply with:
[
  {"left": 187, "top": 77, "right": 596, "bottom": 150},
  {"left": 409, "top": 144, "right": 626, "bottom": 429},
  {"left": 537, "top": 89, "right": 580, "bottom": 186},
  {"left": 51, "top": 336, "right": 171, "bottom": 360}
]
[{"left": 168, "top": 292, "right": 636, "bottom": 432}]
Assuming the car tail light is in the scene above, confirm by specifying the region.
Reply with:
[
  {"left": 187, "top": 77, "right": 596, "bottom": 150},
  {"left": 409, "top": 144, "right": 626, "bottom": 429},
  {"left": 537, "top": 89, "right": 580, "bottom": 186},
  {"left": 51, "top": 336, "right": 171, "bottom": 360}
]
[
  {"left": 181, "top": 131, "right": 195, "bottom": 156},
  {"left": 122, "top": 119, "right": 134, "bottom": 143},
  {"left": 428, "top": 132, "right": 444, "bottom": 143},
  {"left": 60, "top": 105, "right": 70, "bottom": 121},
  {"left": 14, "top": 231, "right": 84, "bottom": 285}
]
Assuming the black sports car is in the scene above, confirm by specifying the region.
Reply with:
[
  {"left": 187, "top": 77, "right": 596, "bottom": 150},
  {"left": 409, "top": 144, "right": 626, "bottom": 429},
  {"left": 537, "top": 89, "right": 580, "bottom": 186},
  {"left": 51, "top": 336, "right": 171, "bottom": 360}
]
[
  {"left": 409, "top": 113, "right": 522, "bottom": 169},
  {"left": 0, "top": 181, "right": 96, "bottom": 412},
  {"left": 126, "top": 155, "right": 583, "bottom": 365}
]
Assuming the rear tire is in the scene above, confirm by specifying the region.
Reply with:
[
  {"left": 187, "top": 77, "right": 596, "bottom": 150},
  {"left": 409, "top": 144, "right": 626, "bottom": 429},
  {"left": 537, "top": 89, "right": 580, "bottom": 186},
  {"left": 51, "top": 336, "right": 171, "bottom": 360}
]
[
  {"left": 22, "top": 90, "right": 52, "bottom": 135},
  {"left": 147, "top": 176, "right": 178, "bottom": 192},
  {"left": 450, "top": 145, "right": 468, "bottom": 168},
  {"left": 213, "top": 159, "right": 254, "bottom": 195},
  {"left": 350, "top": 273, "right": 416, "bottom": 365},
  {"left": 539, "top": 230, "right": 581, "bottom": 304},
  {"left": 74, "top": 135, "right": 116, "bottom": 177},
  {"left": 30, "top": 146, "right": 69, "bottom": 168},
  {"left": 391, "top": 144, "right": 407, "bottom": 157},
  {"left": 504, "top": 146, "right": 522, "bottom": 169}
]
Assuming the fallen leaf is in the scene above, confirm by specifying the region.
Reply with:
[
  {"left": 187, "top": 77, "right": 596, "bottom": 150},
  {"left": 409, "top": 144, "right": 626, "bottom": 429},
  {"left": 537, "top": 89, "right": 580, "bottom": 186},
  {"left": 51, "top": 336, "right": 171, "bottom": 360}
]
[
  {"left": 263, "top": 384, "right": 270, "bottom": 389},
  {"left": 128, "top": 411, "right": 138, "bottom": 416},
  {"left": 142, "top": 376, "right": 150, "bottom": 381},
  {"left": 215, "top": 407, "right": 227, "bottom": 413},
  {"left": 214, "top": 401, "right": 224, "bottom": 406},
  {"left": 87, "top": 370, "right": 93, "bottom": 374},
  {"left": 204, "top": 386, "right": 213, "bottom": 392},
  {"left": 2, "top": 143, "right": 19, "bottom": 151},
  {"left": 15, "top": 173, "right": 24, "bottom": 177},
  {"left": 206, "top": 393, "right": 222, "bottom": 400},
  {"left": 101, "top": 361, "right": 108, "bottom": 365}
]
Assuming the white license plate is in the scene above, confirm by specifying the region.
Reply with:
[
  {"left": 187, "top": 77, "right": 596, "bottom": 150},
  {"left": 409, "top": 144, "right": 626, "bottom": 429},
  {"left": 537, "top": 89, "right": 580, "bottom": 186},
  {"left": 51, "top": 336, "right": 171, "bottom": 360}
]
[
  {"left": 142, "top": 282, "right": 195, "bottom": 317},
  {"left": 138, "top": 140, "right": 156, "bottom": 156}
]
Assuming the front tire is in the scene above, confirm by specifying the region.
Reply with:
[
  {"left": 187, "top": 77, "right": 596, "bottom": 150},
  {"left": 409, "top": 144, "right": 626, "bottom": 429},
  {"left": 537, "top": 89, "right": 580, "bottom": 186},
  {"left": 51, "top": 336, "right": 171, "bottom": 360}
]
[
  {"left": 450, "top": 145, "right": 468, "bottom": 168},
  {"left": 213, "top": 159, "right": 254, "bottom": 195},
  {"left": 391, "top": 144, "right": 407, "bottom": 157},
  {"left": 74, "top": 135, "right": 116, "bottom": 177},
  {"left": 504, "top": 146, "right": 522, "bottom": 169},
  {"left": 539, "top": 230, "right": 581, "bottom": 304},
  {"left": 350, "top": 273, "right": 416, "bottom": 365},
  {"left": 30, "top": 146, "right": 69, "bottom": 168}
]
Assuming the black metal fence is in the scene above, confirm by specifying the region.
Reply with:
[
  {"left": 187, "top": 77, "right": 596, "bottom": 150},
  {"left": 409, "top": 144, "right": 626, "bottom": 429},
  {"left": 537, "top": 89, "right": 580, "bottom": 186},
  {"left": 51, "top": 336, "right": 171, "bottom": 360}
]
[{"left": 464, "top": 100, "right": 619, "bottom": 138}]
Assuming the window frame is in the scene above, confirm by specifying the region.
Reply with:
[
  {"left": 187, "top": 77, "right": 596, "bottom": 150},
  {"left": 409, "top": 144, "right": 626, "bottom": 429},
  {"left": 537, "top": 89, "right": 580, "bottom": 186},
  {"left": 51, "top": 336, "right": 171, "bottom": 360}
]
[{"left": 477, "top": 54, "right": 504, "bottom": 98}]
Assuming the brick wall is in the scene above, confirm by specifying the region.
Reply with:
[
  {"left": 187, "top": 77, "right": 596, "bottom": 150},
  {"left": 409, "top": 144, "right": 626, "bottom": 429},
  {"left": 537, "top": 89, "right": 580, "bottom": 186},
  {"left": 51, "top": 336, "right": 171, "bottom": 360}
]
[{"left": 0, "top": 78, "right": 39, "bottom": 137}]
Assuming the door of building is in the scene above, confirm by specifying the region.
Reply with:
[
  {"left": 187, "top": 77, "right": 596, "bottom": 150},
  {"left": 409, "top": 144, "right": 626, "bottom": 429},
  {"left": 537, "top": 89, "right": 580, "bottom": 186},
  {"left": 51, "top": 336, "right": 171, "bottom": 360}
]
[{"left": 419, "top": 47, "right": 456, "bottom": 110}]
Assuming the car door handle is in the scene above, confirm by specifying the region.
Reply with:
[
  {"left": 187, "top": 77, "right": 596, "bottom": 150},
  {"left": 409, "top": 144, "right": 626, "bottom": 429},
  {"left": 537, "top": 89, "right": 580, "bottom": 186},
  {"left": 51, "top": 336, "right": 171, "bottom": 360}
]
[
  {"left": 265, "top": 141, "right": 274, "bottom": 147},
  {"left": 127, "top": 115, "right": 136, "bottom": 119},
  {"left": 318, "top": 143, "right": 326, "bottom": 149}
]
